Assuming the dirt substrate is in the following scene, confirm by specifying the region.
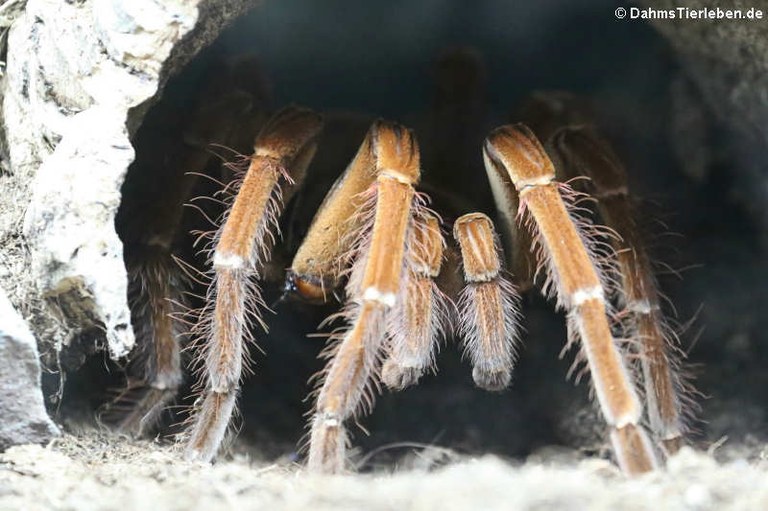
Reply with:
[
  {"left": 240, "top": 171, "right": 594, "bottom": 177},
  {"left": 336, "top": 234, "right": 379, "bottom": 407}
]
[{"left": 1, "top": 434, "right": 767, "bottom": 511}]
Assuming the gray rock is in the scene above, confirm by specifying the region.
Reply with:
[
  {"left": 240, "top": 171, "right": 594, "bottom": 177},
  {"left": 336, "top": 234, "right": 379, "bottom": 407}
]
[
  {"left": 643, "top": 0, "right": 768, "bottom": 233},
  {"left": 0, "top": 0, "right": 251, "bottom": 373},
  {"left": 0, "top": 288, "right": 59, "bottom": 449}
]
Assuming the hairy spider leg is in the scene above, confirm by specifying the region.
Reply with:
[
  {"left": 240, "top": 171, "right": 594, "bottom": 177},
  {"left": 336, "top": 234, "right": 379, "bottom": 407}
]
[
  {"left": 505, "top": 90, "right": 598, "bottom": 291},
  {"left": 484, "top": 124, "right": 658, "bottom": 475},
  {"left": 184, "top": 106, "right": 323, "bottom": 462},
  {"left": 308, "top": 121, "right": 423, "bottom": 473},
  {"left": 106, "top": 73, "right": 258, "bottom": 435},
  {"left": 552, "top": 126, "right": 691, "bottom": 455},
  {"left": 381, "top": 211, "right": 449, "bottom": 390}
]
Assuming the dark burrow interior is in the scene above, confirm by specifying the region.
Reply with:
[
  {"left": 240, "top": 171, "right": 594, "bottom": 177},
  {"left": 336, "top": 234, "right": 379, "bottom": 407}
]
[{"left": 46, "top": 1, "right": 768, "bottom": 469}]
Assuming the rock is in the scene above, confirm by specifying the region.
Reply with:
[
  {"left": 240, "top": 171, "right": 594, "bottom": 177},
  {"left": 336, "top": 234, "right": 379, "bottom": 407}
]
[
  {"left": 642, "top": 1, "right": 768, "bottom": 136},
  {"left": 642, "top": 0, "right": 768, "bottom": 233},
  {"left": 0, "top": 0, "right": 252, "bottom": 372},
  {"left": 0, "top": 288, "right": 59, "bottom": 449}
]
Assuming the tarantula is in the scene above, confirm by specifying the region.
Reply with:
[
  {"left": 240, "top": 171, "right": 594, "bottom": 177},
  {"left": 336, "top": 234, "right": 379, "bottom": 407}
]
[{"left": 108, "top": 53, "right": 692, "bottom": 476}]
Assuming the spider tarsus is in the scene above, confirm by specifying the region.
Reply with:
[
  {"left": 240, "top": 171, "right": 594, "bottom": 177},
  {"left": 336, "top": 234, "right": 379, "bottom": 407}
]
[
  {"left": 610, "top": 424, "right": 659, "bottom": 475},
  {"left": 472, "top": 367, "right": 512, "bottom": 392},
  {"left": 307, "top": 412, "right": 348, "bottom": 473},
  {"left": 113, "top": 387, "right": 179, "bottom": 436},
  {"left": 381, "top": 361, "right": 423, "bottom": 391},
  {"left": 184, "top": 390, "right": 238, "bottom": 463},
  {"left": 309, "top": 303, "right": 386, "bottom": 472},
  {"left": 661, "top": 436, "right": 683, "bottom": 456}
]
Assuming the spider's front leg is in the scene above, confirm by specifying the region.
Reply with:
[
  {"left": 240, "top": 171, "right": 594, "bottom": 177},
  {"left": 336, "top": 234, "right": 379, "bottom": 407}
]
[
  {"left": 551, "top": 126, "right": 690, "bottom": 455},
  {"left": 106, "top": 77, "right": 257, "bottom": 435},
  {"left": 519, "top": 91, "right": 692, "bottom": 456},
  {"left": 184, "top": 106, "right": 323, "bottom": 462},
  {"left": 306, "top": 121, "right": 433, "bottom": 473},
  {"left": 484, "top": 124, "right": 658, "bottom": 475}
]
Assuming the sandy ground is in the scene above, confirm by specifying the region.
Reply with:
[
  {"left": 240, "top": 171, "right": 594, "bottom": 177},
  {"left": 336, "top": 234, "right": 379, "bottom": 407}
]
[{"left": 1, "top": 434, "right": 767, "bottom": 511}]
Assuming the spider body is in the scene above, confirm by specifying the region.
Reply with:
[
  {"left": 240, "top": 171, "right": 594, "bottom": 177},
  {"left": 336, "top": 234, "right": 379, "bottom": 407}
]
[{"left": 107, "top": 55, "right": 691, "bottom": 477}]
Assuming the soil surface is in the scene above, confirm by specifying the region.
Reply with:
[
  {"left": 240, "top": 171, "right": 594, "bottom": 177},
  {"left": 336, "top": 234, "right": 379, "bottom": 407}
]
[{"left": 1, "top": 434, "right": 767, "bottom": 511}]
